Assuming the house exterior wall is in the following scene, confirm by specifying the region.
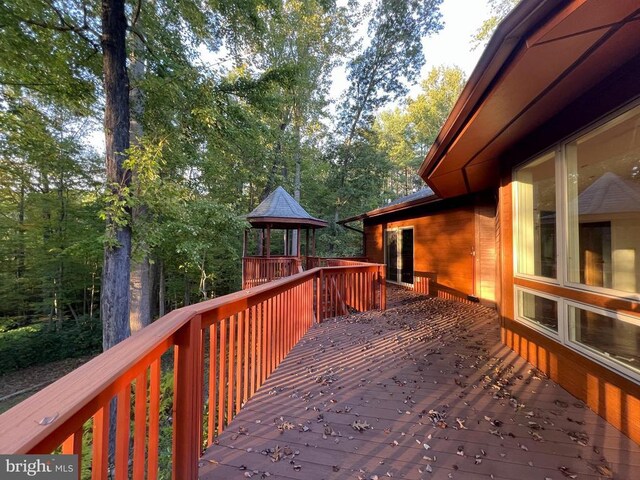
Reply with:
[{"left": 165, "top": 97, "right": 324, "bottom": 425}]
[
  {"left": 363, "top": 196, "right": 496, "bottom": 305},
  {"left": 494, "top": 62, "right": 640, "bottom": 442},
  {"left": 499, "top": 175, "right": 640, "bottom": 443}
]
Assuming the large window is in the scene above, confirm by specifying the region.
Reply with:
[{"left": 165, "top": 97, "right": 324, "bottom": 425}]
[
  {"left": 515, "top": 152, "right": 557, "bottom": 279},
  {"left": 566, "top": 107, "right": 640, "bottom": 294},
  {"left": 513, "top": 103, "right": 640, "bottom": 381}
]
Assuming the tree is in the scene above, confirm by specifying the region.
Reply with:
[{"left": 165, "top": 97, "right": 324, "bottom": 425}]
[
  {"left": 339, "top": 0, "right": 444, "bottom": 143},
  {"left": 374, "top": 66, "right": 465, "bottom": 198},
  {"left": 327, "top": 0, "right": 444, "bottom": 230},
  {"left": 471, "top": 0, "right": 520, "bottom": 50},
  {"left": 100, "top": 0, "right": 132, "bottom": 350}
]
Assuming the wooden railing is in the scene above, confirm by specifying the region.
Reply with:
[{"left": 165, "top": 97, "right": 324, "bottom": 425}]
[
  {"left": 0, "top": 264, "right": 385, "bottom": 480},
  {"left": 242, "top": 256, "right": 302, "bottom": 289},
  {"left": 304, "top": 256, "right": 368, "bottom": 269}
]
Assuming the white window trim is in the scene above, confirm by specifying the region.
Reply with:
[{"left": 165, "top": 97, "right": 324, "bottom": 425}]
[{"left": 514, "top": 286, "right": 562, "bottom": 341}]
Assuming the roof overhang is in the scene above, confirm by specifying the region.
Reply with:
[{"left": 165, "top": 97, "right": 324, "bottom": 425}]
[
  {"left": 247, "top": 217, "right": 328, "bottom": 229},
  {"left": 419, "top": 0, "right": 640, "bottom": 198},
  {"left": 339, "top": 193, "right": 440, "bottom": 225}
]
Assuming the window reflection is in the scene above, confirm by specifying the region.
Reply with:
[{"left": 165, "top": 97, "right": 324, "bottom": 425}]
[
  {"left": 569, "top": 306, "right": 640, "bottom": 372},
  {"left": 515, "top": 152, "right": 557, "bottom": 278},
  {"left": 518, "top": 290, "right": 558, "bottom": 332},
  {"left": 566, "top": 106, "right": 640, "bottom": 294}
]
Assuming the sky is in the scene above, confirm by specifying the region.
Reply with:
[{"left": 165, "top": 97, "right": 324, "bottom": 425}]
[{"left": 330, "top": 0, "right": 491, "bottom": 105}]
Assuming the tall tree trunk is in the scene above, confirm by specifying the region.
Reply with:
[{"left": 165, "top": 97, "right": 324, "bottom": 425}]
[
  {"left": 291, "top": 116, "right": 301, "bottom": 255},
  {"left": 101, "top": 0, "right": 132, "bottom": 351},
  {"left": 128, "top": 34, "right": 151, "bottom": 333}
]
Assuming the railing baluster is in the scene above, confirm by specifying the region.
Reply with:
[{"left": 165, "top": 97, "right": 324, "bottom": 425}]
[
  {"left": 62, "top": 427, "right": 82, "bottom": 479},
  {"left": 227, "top": 314, "right": 235, "bottom": 423},
  {"left": 261, "top": 300, "right": 268, "bottom": 385},
  {"left": 208, "top": 323, "right": 217, "bottom": 446},
  {"left": 235, "top": 312, "right": 243, "bottom": 415},
  {"left": 218, "top": 317, "right": 226, "bottom": 433},
  {"left": 256, "top": 303, "right": 263, "bottom": 390},
  {"left": 91, "top": 405, "right": 109, "bottom": 480},
  {"left": 133, "top": 371, "right": 147, "bottom": 480},
  {"left": 115, "top": 384, "right": 131, "bottom": 480},
  {"left": 250, "top": 306, "right": 256, "bottom": 396},
  {"left": 266, "top": 298, "right": 273, "bottom": 376},
  {"left": 148, "top": 359, "right": 160, "bottom": 480},
  {"left": 243, "top": 309, "right": 249, "bottom": 404}
]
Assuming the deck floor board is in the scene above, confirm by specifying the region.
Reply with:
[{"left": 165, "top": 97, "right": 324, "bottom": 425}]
[{"left": 200, "top": 288, "right": 640, "bottom": 480}]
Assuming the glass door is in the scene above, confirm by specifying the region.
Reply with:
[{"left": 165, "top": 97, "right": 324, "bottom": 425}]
[{"left": 385, "top": 227, "right": 413, "bottom": 285}]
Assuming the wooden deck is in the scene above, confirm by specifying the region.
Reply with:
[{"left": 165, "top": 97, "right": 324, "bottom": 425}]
[{"left": 199, "top": 287, "right": 640, "bottom": 480}]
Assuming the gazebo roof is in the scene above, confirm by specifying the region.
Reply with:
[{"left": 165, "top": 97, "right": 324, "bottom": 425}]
[
  {"left": 579, "top": 172, "right": 640, "bottom": 215},
  {"left": 246, "top": 186, "right": 328, "bottom": 228}
]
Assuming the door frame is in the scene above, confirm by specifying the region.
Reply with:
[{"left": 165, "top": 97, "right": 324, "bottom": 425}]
[{"left": 384, "top": 226, "right": 415, "bottom": 287}]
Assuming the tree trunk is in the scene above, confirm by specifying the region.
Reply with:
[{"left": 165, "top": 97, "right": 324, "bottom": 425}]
[
  {"left": 101, "top": 0, "right": 132, "bottom": 351},
  {"left": 129, "top": 255, "right": 151, "bottom": 332},
  {"left": 128, "top": 34, "right": 151, "bottom": 333},
  {"left": 291, "top": 117, "right": 301, "bottom": 255}
]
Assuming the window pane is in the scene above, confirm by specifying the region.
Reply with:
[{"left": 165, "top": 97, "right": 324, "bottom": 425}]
[
  {"left": 566, "top": 106, "right": 640, "bottom": 294},
  {"left": 517, "top": 290, "right": 558, "bottom": 332},
  {"left": 569, "top": 306, "right": 640, "bottom": 372},
  {"left": 515, "top": 152, "right": 557, "bottom": 278}
]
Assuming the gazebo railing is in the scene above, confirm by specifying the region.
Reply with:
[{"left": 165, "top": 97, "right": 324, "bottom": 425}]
[{"left": 242, "top": 256, "right": 302, "bottom": 289}]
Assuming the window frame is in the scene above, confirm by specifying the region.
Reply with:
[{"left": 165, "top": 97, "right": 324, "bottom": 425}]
[
  {"left": 512, "top": 148, "right": 561, "bottom": 286},
  {"left": 565, "top": 300, "right": 640, "bottom": 383},
  {"left": 514, "top": 286, "right": 562, "bottom": 341},
  {"left": 560, "top": 105, "right": 640, "bottom": 301}
]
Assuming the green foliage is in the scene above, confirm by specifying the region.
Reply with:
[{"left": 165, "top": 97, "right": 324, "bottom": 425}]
[
  {"left": 0, "top": 317, "right": 101, "bottom": 374},
  {"left": 373, "top": 66, "right": 465, "bottom": 197},
  {"left": 471, "top": 0, "right": 520, "bottom": 50}
]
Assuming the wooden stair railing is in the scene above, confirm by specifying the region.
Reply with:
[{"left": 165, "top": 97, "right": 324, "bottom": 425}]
[{"left": 0, "top": 263, "right": 385, "bottom": 480}]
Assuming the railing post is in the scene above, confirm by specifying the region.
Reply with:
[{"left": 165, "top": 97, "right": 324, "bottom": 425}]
[
  {"left": 379, "top": 266, "right": 386, "bottom": 311},
  {"left": 315, "top": 270, "right": 322, "bottom": 323},
  {"left": 173, "top": 314, "right": 202, "bottom": 480}
]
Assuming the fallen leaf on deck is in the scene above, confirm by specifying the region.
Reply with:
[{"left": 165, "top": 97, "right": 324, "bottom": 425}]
[
  {"left": 352, "top": 420, "right": 370, "bottom": 432},
  {"left": 559, "top": 466, "right": 578, "bottom": 478}
]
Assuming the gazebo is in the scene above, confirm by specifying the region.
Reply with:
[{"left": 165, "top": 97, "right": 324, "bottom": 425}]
[{"left": 242, "top": 186, "right": 327, "bottom": 288}]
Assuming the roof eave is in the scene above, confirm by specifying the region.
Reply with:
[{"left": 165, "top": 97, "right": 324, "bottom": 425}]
[{"left": 418, "top": 0, "right": 558, "bottom": 181}]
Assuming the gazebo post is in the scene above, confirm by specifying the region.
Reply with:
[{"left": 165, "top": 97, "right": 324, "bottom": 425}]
[
  {"left": 305, "top": 228, "right": 310, "bottom": 260},
  {"left": 296, "top": 226, "right": 301, "bottom": 259},
  {"left": 312, "top": 228, "right": 316, "bottom": 256},
  {"left": 284, "top": 229, "right": 288, "bottom": 256},
  {"left": 266, "top": 226, "right": 271, "bottom": 258}
]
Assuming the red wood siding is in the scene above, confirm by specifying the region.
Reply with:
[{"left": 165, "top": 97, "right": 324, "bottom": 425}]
[
  {"left": 498, "top": 176, "right": 640, "bottom": 444},
  {"left": 364, "top": 203, "right": 488, "bottom": 303}
]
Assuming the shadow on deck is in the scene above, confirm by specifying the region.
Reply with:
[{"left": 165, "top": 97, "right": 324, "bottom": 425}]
[{"left": 199, "top": 287, "right": 639, "bottom": 480}]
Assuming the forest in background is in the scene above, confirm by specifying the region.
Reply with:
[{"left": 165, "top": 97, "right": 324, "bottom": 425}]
[{"left": 0, "top": 0, "right": 514, "bottom": 372}]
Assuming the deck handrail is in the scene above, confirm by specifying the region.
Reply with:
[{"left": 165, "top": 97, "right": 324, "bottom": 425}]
[{"left": 0, "top": 263, "right": 385, "bottom": 480}]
